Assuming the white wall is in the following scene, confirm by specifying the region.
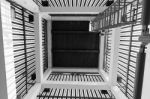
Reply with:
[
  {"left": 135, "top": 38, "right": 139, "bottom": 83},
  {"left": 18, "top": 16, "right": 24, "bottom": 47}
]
[
  {"left": 142, "top": 43, "right": 150, "bottom": 99},
  {"left": 0, "top": 0, "right": 17, "bottom": 99},
  {"left": 34, "top": 13, "right": 44, "bottom": 83},
  {"left": 99, "top": 34, "right": 105, "bottom": 70},
  {"left": 51, "top": 16, "right": 95, "bottom": 21}
]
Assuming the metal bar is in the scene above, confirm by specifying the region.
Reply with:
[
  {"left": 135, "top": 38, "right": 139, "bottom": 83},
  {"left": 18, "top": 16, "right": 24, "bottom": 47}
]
[
  {"left": 67, "top": 0, "right": 70, "bottom": 7},
  {"left": 95, "top": 0, "right": 100, "bottom": 7},
  {"left": 32, "top": 0, "right": 41, "bottom": 7},
  {"left": 80, "top": 0, "right": 82, "bottom": 7},
  {"left": 87, "top": 0, "right": 92, "bottom": 7},
  {"left": 22, "top": 8, "right": 28, "bottom": 94},
  {"left": 99, "top": 0, "right": 105, "bottom": 7},
  {"left": 49, "top": 0, "right": 55, "bottom": 7},
  {"left": 53, "top": 0, "right": 58, "bottom": 7},
  {"left": 91, "top": 0, "right": 96, "bottom": 7}
]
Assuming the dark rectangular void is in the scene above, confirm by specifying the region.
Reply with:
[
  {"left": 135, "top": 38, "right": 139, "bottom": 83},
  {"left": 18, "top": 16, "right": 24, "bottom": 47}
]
[{"left": 52, "top": 21, "right": 100, "bottom": 68}]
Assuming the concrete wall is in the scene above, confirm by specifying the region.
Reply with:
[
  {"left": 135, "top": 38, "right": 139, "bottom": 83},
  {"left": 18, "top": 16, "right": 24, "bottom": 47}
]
[
  {"left": 142, "top": 43, "right": 150, "bottom": 99},
  {"left": 0, "top": 0, "right": 17, "bottom": 99}
]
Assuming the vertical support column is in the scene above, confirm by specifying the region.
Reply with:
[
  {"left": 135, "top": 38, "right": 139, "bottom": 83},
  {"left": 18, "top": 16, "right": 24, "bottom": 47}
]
[
  {"left": 0, "top": 0, "right": 17, "bottom": 99},
  {"left": 47, "top": 19, "right": 52, "bottom": 69},
  {"left": 136, "top": 0, "right": 150, "bottom": 98},
  {"left": 141, "top": 43, "right": 150, "bottom": 99},
  {"left": 99, "top": 33, "right": 105, "bottom": 70},
  {"left": 34, "top": 13, "right": 43, "bottom": 83},
  {"left": 109, "top": 27, "right": 120, "bottom": 86}
]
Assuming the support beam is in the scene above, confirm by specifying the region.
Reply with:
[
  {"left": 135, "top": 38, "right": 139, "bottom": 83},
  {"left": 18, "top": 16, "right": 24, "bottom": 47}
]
[
  {"left": 40, "top": 7, "right": 106, "bottom": 14},
  {"left": 51, "top": 68, "right": 99, "bottom": 73},
  {"left": 47, "top": 19, "right": 52, "bottom": 69},
  {"left": 51, "top": 16, "right": 95, "bottom": 21},
  {"left": 42, "top": 82, "right": 110, "bottom": 90},
  {"left": 99, "top": 33, "right": 105, "bottom": 70},
  {"left": 34, "top": 13, "right": 44, "bottom": 83},
  {"left": 109, "top": 28, "right": 120, "bottom": 86}
]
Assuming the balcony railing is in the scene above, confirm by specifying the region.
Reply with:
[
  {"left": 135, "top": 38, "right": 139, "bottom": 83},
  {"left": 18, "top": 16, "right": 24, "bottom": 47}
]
[{"left": 91, "top": 0, "right": 141, "bottom": 31}]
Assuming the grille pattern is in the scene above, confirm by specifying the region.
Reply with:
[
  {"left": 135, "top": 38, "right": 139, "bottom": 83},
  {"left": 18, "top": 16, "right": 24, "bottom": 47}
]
[
  {"left": 33, "top": 0, "right": 107, "bottom": 7},
  {"left": 42, "top": 19, "right": 48, "bottom": 72},
  {"left": 91, "top": 0, "right": 140, "bottom": 31},
  {"left": 103, "top": 29, "right": 112, "bottom": 73},
  {"left": 47, "top": 72, "right": 104, "bottom": 82},
  {"left": 12, "top": 3, "right": 36, "bottom": 97},
  {"left": 37, "top": 88, "right": 115, "bottom": 99},
  {"left": 117, "top": 5, "right": 142, "bottom": 99}
]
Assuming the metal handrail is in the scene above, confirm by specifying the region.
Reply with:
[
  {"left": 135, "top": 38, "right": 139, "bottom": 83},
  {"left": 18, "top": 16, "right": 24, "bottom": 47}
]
[{"left": 91, "top": 0, "right": 140, "bottom": 31}]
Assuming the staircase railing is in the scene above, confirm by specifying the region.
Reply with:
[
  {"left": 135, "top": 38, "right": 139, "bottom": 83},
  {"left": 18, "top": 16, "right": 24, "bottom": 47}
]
[{"left": 91, "top": 0, "right": 140, "bottom": 31}]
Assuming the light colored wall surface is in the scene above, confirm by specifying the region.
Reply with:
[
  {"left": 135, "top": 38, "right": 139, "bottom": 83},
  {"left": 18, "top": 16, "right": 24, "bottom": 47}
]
[
  {"left": 24, "top": 83, "right": 41, "bottom": 99},
  {"left": 51, "top": 16, "right": 95, "bottom": 21},
  {"left": 0, "top": 0, "right": 17, "bottom": 99},
  {"left": 111, "top": 86, "right": 128, "bottom": 99},
  {"left": 142, "top": 43, "right": 150, "bottom": 99},
  {"left": 0, "top": 1, "right": 8, "bottom": 98},
  {"left": 109, "top": 28, "right": 120, "bottom": 86},
  {"left": 99, "top": 34, "right": 105, "bottom": 70},
  {"left": 34, "top": 13, "right": 44, "bottom": 83}
]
